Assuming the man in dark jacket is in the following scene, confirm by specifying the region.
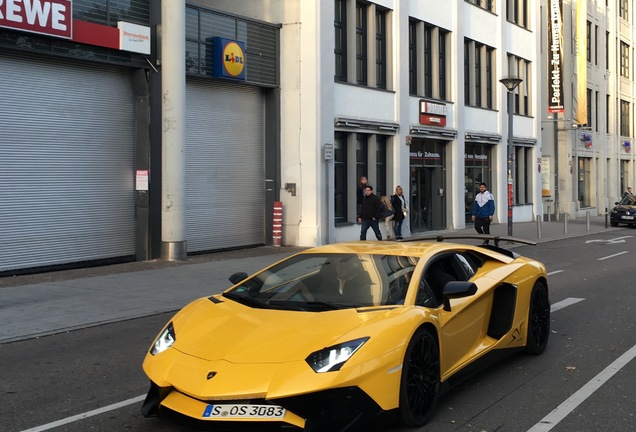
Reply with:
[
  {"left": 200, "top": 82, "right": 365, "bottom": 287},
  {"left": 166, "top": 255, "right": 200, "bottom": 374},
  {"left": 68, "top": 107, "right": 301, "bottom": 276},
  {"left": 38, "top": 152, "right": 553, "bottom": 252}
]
[
  {"left": 471, "top": 182, "right": 495, "bottom": 244},
  {"left": 357, "top": 185, "right": 383, "bottom": 241}
]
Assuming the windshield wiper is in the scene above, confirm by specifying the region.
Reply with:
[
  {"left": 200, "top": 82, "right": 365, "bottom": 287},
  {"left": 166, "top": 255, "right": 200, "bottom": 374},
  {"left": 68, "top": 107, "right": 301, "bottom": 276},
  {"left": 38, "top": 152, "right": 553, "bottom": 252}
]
[{"left": 222, "top": 292, "right": 271, "bottom": 309}]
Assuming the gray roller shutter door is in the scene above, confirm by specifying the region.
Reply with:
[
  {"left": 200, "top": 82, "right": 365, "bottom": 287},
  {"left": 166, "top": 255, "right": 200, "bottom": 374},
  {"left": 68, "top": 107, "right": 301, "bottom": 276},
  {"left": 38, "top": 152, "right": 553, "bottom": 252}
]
[
  {"left": 186, "top": 78, "right": 265, "bottom": 251},
  {"left": 0, "top": 52, "right": 136, "bottom": 272}
]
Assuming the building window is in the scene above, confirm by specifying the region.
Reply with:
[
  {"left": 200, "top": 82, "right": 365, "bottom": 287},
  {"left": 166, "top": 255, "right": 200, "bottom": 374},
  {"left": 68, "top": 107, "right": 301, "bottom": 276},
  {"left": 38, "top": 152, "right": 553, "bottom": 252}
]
[
  {"left": 595, "top": 91, "right": 599, "bottom": 132},
  {"left": 466, "top": 0, "right": 494, "bottom": 12},
  {"left": 409, "top": 19, "right": 450, "bottom": 101},
  {"left": 620, "top": 0, "right": 629, "bottom": 21},
  {"left": 334, "top": 132, "right": 348, "bottom": 223},
  {"left": 507, "top": 0, "right": 529, "bottom": 29},
  {"left": 355, "top": 2, "right": 367, "bottom": 85},
  {"left": 464, "top": 143, "right": 492, "bottom": 223},
  {"left": 424, "top": 25, "right": 433, "bottom": 97},
  {"left": 335, "top": 1, "right": 391, "bottom": 90},
  {"left": 595, "top": 25, "right": 598, "bottom": 65},
  {"left": 376, "top": 136, "right": 387, "bottom": 197},
  {"left": 465, "top": 38, "right": 496, "bottom": 109},
  {"left": 375, "top": 9, "right": 386, "bottom": 89},
  {"left": 409, "top": 20, "right": 417, "bottom": 94},
  {"left": 514, "top": 146, "right": 533, "bottom": 205},
  {"left": 586, "top": 89, "right": 592, "bottom": 127},
  {"left": 620, "top": 100, "right": 630, "bottom": 136},
  {"left": 620, "top": 41, "right": 630, "bottom": 78},
  {"left": 606, "top": 31, "right": 610, "bottom": 70},
  {"left": 334, "top": 132, "right": 391, "bottom": 223},
  {"left": 507, "top": 53, "right": 532, "bottom": 116},
  {"left": 439, "top": 31, "right": 447, "bottom": 100},
  {"left": 607, "top": 94, "right": 611, "bottom": 133},
  {"left": 586, "top": 21, "right": 591, "bottom": 62},
  {"left": 334, "top": 0, "right": 347, "bottom": 81}
]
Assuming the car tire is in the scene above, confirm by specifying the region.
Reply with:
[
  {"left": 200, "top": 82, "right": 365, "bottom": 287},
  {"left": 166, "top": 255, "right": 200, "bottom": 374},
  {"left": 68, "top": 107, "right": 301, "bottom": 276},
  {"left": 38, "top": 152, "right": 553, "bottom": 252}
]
[
  {"left": 610, "top": 220, "right": 618, "bottom": 227},
  {"left": 525, "top": 281, "right": 550, "bottom": 355},
  {"left": 398, "top": 328, "right": 440, "bottom": 427}
]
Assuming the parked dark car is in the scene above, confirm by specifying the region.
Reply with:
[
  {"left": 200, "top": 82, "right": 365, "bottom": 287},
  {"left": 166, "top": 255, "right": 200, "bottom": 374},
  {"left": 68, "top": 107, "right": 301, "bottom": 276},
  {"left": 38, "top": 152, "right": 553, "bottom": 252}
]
[{"left": 610, "top": 195, "right": 636, "bottom": 226}]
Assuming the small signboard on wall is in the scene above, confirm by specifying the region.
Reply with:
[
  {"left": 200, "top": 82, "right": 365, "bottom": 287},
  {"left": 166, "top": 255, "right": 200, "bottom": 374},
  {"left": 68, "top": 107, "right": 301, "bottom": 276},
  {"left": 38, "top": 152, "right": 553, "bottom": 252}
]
[{"left": 212, "top": 37, "right": 247, "bottom": 80}]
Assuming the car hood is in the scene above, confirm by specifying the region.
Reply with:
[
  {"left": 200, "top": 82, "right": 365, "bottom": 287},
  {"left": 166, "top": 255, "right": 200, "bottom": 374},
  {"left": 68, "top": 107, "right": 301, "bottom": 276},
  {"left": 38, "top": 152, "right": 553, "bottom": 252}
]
[
  {"left": 613, "top": 204, "right": 636, "bottom": 212},
  {"left": 170, "top": 297, "right": 391, "bottom": 364}
]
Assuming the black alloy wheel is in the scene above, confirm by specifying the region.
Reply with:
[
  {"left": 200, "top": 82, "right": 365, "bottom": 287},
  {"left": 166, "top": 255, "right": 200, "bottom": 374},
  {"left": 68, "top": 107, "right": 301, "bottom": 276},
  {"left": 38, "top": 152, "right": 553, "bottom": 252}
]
[
  {"left": 525, "top": 281, "right": 550, "bottom": 355},
  {"left": 398, "top": 328, "right": 440, "bottom": 427}
]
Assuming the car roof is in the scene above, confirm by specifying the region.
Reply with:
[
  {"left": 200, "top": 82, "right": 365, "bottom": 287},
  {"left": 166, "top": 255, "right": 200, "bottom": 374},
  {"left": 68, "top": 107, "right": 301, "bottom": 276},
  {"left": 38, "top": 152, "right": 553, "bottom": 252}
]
[{"left": 298, "top": 241, "right": 471, "bottom": 257}]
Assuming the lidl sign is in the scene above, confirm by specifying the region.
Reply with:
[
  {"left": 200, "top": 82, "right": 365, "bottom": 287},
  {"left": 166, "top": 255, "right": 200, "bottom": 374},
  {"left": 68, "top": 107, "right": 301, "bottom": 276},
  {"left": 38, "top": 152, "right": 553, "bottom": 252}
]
[{"left": 213, "top": 37, "right": 246, "bottom": 80}]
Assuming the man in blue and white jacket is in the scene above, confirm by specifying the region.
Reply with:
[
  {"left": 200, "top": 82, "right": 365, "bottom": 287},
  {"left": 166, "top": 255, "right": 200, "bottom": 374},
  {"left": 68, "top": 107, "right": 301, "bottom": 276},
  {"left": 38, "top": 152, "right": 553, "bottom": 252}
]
[{"left": 471, "top": 182, "right": 495, "bottom": 244}]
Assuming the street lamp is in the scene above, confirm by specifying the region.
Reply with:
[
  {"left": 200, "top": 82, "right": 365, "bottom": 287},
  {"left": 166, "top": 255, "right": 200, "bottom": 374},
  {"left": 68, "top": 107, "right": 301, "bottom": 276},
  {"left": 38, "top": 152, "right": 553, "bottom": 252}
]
[{"left": 500, "top": 77, "right": 522, "bottom": 236}]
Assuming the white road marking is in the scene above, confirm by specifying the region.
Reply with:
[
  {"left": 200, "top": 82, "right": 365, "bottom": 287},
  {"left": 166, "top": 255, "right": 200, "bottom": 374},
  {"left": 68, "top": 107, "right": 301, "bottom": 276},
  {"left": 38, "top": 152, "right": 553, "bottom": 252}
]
[
  {"left": 550, "top": 297, "right": 585, "bottom": 312},
  {"left": 19, "top": 395, "right": 145, "bottom": 432},
  {"left": 585, "top": 236, "right": 633, "bottom": 244},
  {"left": 547, "top": 270, "right": 564, "bottom": 276},
  {"left": 527, "top": 343, "right": 636, "bottom": 432},
  {"left": 598, "top": 251, "right": 629, "bottom": 261},
  {"left": 18, "top": 297, "right": 589, "bottom": 432}
]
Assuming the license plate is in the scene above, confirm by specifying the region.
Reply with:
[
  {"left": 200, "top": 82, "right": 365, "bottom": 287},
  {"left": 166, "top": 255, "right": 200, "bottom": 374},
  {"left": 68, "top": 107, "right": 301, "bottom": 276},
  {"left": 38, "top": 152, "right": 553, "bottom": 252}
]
[
  {"left": 202, "top": 404, "right": 286, "bottom": 419},
  {"left": 622, "top": 215, "right": 634, "bottom": 220}
]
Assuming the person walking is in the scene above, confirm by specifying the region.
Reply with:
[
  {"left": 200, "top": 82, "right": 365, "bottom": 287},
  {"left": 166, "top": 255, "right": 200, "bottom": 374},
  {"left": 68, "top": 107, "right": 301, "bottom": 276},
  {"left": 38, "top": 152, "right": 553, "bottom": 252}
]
[
  {"left": 356, "top": 176, "right": 368, "bottom": 218},
  {"left": 358, "top": 185, "right": 383, "bottom": 241},
  {"left": 379, "top": 195, "right": 396, "bottom": 240},
  {"left": 622, "top": 186, "right": 633, "bottom": 198},
  {"left": 471, "top": 182, "right": 495, "bottom": 244},
  {"left": 390, "top": 185, "right": 408, "bottom": 240}
]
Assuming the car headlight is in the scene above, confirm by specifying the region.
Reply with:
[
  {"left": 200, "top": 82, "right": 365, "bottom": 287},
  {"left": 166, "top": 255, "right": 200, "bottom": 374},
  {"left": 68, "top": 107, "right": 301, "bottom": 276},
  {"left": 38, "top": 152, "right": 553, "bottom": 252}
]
[
  {"left": 305, "top": 337, "right": 369, "bottom": 373},
  {"left": 150, "top": 322, "right": 176, "bottom": 356}
]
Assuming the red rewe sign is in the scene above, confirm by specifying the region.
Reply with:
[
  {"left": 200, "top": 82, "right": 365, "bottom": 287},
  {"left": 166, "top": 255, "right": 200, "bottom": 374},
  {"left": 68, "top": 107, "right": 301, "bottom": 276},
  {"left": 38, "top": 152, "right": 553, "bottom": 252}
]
[{"left": 0, "top": 0, "right": 72, "bottom": 39}]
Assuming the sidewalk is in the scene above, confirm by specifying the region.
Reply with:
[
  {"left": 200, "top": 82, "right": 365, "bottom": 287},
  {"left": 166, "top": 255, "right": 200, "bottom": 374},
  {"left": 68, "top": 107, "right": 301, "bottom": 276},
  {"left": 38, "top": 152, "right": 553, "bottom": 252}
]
[{"left": 0, "top": 216, "right": 620, "bottom": 344}]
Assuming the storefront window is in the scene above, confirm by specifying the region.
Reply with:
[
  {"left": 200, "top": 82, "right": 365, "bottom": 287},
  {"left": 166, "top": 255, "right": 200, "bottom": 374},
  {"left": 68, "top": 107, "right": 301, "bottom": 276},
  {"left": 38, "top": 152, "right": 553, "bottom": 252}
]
[
  {"left": 409, "top": 140, "right": 446, "bottom": 231},
  {"left": 464, "top": 143, "right": 491, "bottom": 223}
]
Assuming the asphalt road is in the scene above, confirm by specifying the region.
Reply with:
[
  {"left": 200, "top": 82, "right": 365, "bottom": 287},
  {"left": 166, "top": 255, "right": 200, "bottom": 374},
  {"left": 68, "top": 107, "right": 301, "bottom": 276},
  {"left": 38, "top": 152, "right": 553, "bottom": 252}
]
[{"left": 2, "top": 231, "right": 635, "bottom": 432}]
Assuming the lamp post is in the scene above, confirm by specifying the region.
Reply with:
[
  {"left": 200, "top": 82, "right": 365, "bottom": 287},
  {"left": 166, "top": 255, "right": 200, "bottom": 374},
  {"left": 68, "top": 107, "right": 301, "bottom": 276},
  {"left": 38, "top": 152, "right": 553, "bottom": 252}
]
[{"left": 500, "top": 77, "right": 522, "bottom": 236}]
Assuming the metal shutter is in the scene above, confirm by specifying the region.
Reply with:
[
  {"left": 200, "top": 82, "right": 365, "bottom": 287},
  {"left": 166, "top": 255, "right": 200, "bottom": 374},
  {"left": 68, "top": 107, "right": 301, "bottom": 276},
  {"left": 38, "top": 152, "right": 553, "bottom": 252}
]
[
  {"left": 186, "top": 78, "right": 265, "bottom": 251},
  {"left": 0, "top": 52, "right": 136, "bottom": 272}
]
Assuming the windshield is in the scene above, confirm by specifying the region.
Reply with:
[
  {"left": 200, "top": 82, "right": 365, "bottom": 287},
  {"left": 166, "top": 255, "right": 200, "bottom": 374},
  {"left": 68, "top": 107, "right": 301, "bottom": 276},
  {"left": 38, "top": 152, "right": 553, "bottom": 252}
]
[
  {"left": 224, "top": 253, "right": 419, "bottom": 311},
  {"left": 619, "top": 195, "right": 636, "bottom": 206}
]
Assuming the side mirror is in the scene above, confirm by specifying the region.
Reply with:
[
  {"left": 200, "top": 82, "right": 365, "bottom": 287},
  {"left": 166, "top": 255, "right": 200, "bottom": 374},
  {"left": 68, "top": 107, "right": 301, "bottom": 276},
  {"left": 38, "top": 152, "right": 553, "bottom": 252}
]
[
  {"left": 442, "top": 281, "right": 478, "bottom": 311},
  {"left": 229, "top": 272, "right": 249, "bottom": 285}
]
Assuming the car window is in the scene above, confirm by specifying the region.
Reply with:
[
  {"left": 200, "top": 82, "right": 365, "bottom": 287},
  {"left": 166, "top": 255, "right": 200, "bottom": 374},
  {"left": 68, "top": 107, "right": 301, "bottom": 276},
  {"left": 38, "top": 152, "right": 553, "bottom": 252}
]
[
  {"left": 226, "top": 253, "right": 419, "bottom": 310},
  {"left": 455, "top": 253, "right": 476, "bottom": 279}
]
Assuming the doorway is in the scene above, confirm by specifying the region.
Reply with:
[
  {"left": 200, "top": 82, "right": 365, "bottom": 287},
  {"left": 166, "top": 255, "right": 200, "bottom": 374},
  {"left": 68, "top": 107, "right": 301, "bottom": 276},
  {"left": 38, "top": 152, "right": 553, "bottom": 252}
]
[{"left": 409, "top": 140, "right": 446, "bottom": 232}]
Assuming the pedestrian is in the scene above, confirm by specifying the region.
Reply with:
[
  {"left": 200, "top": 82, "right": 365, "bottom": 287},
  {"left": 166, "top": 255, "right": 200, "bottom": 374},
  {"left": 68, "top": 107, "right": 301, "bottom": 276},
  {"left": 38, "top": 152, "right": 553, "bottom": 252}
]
[
  {"left": 357, "top": 185, "right": 383, "bottom": 241},
  {"left": 390, "top": 185, "right": 408, "bottom": 240},
  {"left": 471, "top": 182, "right": 495, "bottom": 244},
  {"left": 379, "top": 195, "right": 395, "bottom": 240},
  {"left": 622, "top": 186, "right": 633, "bottom": 198},
  {"left": 356, "top": 176, "right": 368, "bottom": 218}
]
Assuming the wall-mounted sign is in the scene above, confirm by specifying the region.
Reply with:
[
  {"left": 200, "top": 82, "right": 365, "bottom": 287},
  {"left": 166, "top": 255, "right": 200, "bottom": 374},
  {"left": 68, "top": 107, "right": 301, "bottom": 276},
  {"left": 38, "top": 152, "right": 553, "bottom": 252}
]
[
  {"left": 213, "top": 37, "right": 246, "bottom": 80},
  {"left": 419, "top": 100, "right": 447, "bottom": 127},
  {"left": 118, "top": 21, "right": 150, "bottom": 55},
  {"left": 0, "top": 0, "right": 72, "bottom": 39}
]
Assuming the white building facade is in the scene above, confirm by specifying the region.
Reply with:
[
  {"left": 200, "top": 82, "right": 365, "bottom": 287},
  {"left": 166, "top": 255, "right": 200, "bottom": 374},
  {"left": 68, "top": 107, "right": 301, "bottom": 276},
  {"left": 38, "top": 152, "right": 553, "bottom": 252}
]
[
  {"left": 278, "top": 0, "right": 542, "bottom": 246},
  {"left": 540, "top": 0, "right": 636, "bottom": 219}
]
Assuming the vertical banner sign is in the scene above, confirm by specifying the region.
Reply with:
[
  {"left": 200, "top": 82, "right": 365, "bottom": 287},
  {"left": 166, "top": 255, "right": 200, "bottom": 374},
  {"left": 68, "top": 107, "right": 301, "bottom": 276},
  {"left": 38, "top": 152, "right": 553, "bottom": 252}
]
[
  {"left": 575, "top": 0, "right": 587, "bottom": 125},
  {"left": 548, "top": 0, "right": 564, "bottom": 113}
]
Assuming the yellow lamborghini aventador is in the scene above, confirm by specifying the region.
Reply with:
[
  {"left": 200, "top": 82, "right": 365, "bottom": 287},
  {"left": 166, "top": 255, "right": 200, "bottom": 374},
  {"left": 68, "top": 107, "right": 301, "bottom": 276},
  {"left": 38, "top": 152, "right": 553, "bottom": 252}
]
[{"left": 141, "top": 235, "right": 550, "bottom": 431}]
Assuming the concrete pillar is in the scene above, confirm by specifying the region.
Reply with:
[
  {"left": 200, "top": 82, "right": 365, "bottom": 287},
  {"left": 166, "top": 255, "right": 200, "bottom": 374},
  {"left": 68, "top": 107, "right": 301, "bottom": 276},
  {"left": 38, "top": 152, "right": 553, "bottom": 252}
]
[{"left": 160, "top": 0, "right": 187, "bottom": 261}]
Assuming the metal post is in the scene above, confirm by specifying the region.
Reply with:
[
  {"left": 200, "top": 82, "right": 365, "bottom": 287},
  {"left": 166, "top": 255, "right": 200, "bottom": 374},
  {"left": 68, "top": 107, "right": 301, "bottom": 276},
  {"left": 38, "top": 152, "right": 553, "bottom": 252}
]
[
  {"left": 500, "top": 78, "right": 521, "bottom": 237},
  {"left": 586, "top": 210, "right": 590, "bottom": 231},
  {"left": 536, "top": 216, "right": 542, "bottom": 239},
  {"left": 564, "top": 213, "right": 568, "bottom": 234},
  {"left": 554, "top": 114, "right": 559, "bottom": 219},
  {"left": 507, "top": 89, "right": 514, "bottom": 236},
  {"left": 547, "top": 205, "right": 551, "bottom": 222}
]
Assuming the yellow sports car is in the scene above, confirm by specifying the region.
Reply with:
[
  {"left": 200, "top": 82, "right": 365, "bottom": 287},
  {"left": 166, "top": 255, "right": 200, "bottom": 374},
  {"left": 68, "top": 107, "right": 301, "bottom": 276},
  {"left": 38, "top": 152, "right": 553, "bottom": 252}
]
[{"left": 141, "top": 235, "right": 550, "bottom": 431}]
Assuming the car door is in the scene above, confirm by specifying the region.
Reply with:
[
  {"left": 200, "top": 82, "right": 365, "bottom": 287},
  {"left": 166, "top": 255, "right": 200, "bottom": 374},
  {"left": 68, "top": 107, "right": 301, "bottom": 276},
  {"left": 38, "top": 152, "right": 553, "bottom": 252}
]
[{"left": 420, "top": 251, "right": 496, "bottom": 379}]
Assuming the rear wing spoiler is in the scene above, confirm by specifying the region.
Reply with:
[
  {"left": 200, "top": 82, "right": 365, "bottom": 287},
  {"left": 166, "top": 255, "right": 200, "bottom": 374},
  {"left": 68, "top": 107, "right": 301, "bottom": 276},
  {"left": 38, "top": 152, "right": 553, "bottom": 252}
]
[{"left": 399, "top": 234, "right": 537, "bottom": 248}]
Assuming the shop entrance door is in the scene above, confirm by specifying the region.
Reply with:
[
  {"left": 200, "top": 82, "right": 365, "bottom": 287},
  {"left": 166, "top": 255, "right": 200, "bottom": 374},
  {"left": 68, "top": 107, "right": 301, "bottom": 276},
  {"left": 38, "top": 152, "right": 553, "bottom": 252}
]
[{"left": 409, "top": 143, "right": 446, "bottom": 232}]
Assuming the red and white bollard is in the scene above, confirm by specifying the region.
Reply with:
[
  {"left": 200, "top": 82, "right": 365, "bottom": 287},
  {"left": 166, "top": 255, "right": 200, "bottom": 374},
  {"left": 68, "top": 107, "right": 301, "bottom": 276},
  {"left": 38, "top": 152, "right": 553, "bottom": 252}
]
[{"left": 273, "top": 201, "right": 283, "bottom": 247}]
